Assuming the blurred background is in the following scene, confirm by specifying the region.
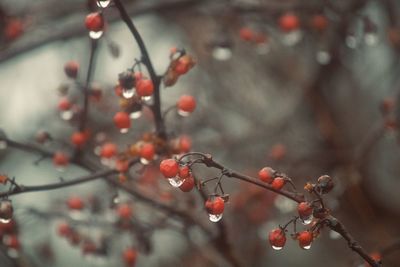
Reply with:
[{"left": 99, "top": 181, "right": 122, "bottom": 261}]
[{"left": 0, "top": 0, "right": 400, "bottom": 266}]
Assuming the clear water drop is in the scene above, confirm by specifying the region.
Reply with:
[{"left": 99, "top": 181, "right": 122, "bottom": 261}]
[
  {"left": 346, "top": 35, "right": 358, "bottom": 49},
  {"left": 329, "top": 230, "right": 341, "bottom": 240},
  {"left": 209, "top": 213, "right": 223, "bottom": 222},
  {"left": 0, "top": 140, "right": 7, "bottom": 150},
  {"left": 272, "top": 245, "right": 283, "bottom": 251},
  {"left": 301, "top": 215, "right": 313, "bottom": 225},
  {"left": 120, "top": 128, "right": 129, "bottom": 134},
  {"left": 61, "top": 110, "right": 73, "bottom": 120},
  {"left": 96, "top": 0, "right": 110, "bottom": 8},
  {"left": 301, "top": 244, "right": 312, "bottom": 250},
  {"left": 168, "top": 177, "right": 184, "bottom": 187},
  {"left": 364, "top": 33, "right": 379, "bottom": 46},
  {"left": 140, "top": 158, "right": 150, "bottom": 165},
  {"left": 316, "top": 51, "right": 331, "bottom": 65},
  {"left": 282, "top": 30, "right": 303, "bottom": 46},
  {"left": 130, "top": 111, "right": 142, "bottom": 119},
  {"left": 212, "top": 47, "right": 232, "bottom": 61},
  {"left": 89, "top": 31, "right": 103, "bottom": 40},
  {"left": 142, "top": 96, "right": 152, "bottom": 102},
  {"left": 177, "top": 110, "right": 190, "bottom": 117},
  {"left": 0, "top": 218, "right": 11, "bottom": 224},
  {"left": 122, "top": 88, "right": 134, "bottom": 99}
]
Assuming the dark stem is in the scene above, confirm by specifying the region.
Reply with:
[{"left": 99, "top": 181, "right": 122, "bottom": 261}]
[{"left": 113, "top": 0, "right": 166, "bottom": 138}]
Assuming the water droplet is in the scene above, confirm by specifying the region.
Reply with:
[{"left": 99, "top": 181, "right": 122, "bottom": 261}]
[
  {"left": 142, "top": 96, "right": 152, "bottom": 102},
  {"left": 122, "top": 88, "right": 134, "bottom": 99},
  {"left": 212, "top": 47, "right": 232, "bottom": 61},
  {"left": 177, "top": 110, "right": 190, "bottom": 117},
  {"left": 112, "top": 195, "right": 120, "bottom": 204},
  {"left": 130, "top": 111, "right": 142, "bottom": 119},
  {"left": 364, "top": 33, "right": 379, "bottom": 46},
  {"left": 168, "top": 177, "right": 184, "bottom": 187},
  {"left": 301, "top": 244, "right": 312, "bottom": 250},
  {"left": 329, "top": 230, "right": 341, "bottom": 240},
  {"left": 346, "top": 35, "right": 358, "bottom": 49},
  {"left": 96, "top": 0, "right": 110, "bottom": 8},
  {"left": 120, "top": 128, "right": 129, "bottom": 134},
  {"left": 316, "top": 51, "right": 331, "bottom": 65},
  {"left": 140, "top": 158, "right": 150, "bottom": 165},
  {"left": 272, "top": 245, "right": 283, "bottom": 251},
  {"left": 0, "top": 218, "right": 11, "bottom": 224},
  {"left": 209, "top": 213, "right": 223, "bottom": 222},
  {"left": 301, "top": 215, "right": 313, "bottom": 225},
  {"left": 61, "top": 110, "right": 73, "bottom": 120},
  {"left": 89, "top": 31, "right": 103, "bottom": 40},
  {"left": 0, "top": 140, "right": 7, "bottom": 150},
  {"left": 282, "top": 30, "right": 303, "bottom": 46}
]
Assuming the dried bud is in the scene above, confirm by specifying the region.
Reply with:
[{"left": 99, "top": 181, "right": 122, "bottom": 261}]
[
  {"left": 118, "top": 71, "right": 135, "bottom": 89},
  {"left": 316, "top": 175, "right": 334, "bottom": 194}
]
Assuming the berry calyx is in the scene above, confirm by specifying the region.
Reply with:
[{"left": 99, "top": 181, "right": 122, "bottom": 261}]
[
  {"left": 123, "top": 248, "right": 138, "bottom": 266},
  {"left": 279, "top": 13, "right": 300, "bottom": 32},
  {"left": 297, "top": 231, "right": 313, "bottom": 249},
  {"left": 160, "top": 159, "right": 179, "bottom": 178},
  {"left": 136, "top": 79, "right": 154, "bottom": 97},
  {"left": 139, "top": 143, "right": 155, "bottom": 161},
  {"left": 177, "top": 95, "right": 196, "bottom": 114},
  {"left": 64, "top": 61, "right": 79, "bottom": 78},
  {"left": 113, "top": 112, "right": 131, "bottom": 130},
  {"left": 100, "top": 142, "right": 118, "bottom": 158},
  {"left": 117, "top": 203, "right": 133, "bottom": 220},
  {"left": 67, "top": 196, "right": 84, "bottom": 210},
  {"left": 298, "top": 202, "right": 313, "bottom": 219},
  {"left": 53, "top": 152, "right": 69, "bottom": 167},
  {"left": 179, "top": 175, "right": 195, "bottom": 192},
  {"left": 258, "top": 167, "right": 274, "bottom": 183},
  {"left": 268, "top": 228, "right": 286, "bottom": 250},
  {"left": 71, "top": 132, "right": 87, "bottom": 148},
  {"left": 205, "top": 196, "right": 225, "bottom": 215},
  {"left": 271, "top": 177, "right": 286, "bottom": 190},
  {"left": 85, "top": 12, "right": 104, "bottom": 32}
]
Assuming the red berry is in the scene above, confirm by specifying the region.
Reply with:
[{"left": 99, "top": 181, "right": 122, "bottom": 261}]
[
  {"left": 205, "top": 196, "right": 225, "bottom": 215},
  {"left": 258, "top": 167, "right": 274, "bottom": 183},
  {"left": 160, "top": 159, "right": 179, "bottom": 178},
  {"left": 239, "top": 27, "right": 254, "bottom": 41},
  {"left": 279, "top": 13, "right": 300, "bottom": 32},
  {"left": 117, "top": 204, "right": 133, "bottom": 220},
  {"left": 174, "top": 58, "right": 190, "bottom": 75},
  {"left": 85, "top": 12, "right": 104, "bottom": 32},
  {"left": 269, "top": 228, "right": 286, "bottom": 249},
  {"left": 136, "top": 79, "right": 154, "bottom": 97},
  {"left": 177, "top": 95, "right": 196, "bottom": 113},
  {"left": 116, "top": 159, "right": 130, "bottom": 173},
  {"left": 100, "top": 142, "right": 118, "bottom": 158},
  {"left": 297, "top": 231, "right": 313, "bottom": 249},
  {"left": 64, "top": 61, "right": 79, "bottom": 78},
  {"left": 5, "top": 234, "right": 20, "bottom": 250},
  {"left": 4, "top": 19, "right": 24, "bottom": 41},
  {"left": 71, "top": 132, "right": 87, "bottom": 147},
  {"left": 67, "top": 196, "right": 84, "bottom": 210},
  {"left": 53, "top": 152, "right": 69, "bottom": 167},
  {"left": 57, "top": 222, "right": 72, "bottom": 237},
  {"left": 140, "top": 143, "right": 155, "bottom": 161},
  {"left": 311, "top": 15, "right": 328, "bottom": 32},
  {"left": 179, "top": 175, "right": 195, "bottom": 192},
  {"left": 58, "top": 97, "right": 72, "bottom": 111},
  {"left": 271, "top": 177, "right": 285, "bottom": 190},
  {"left": 178, "top": 135, "right": 192, "bottom": 153},
  {"left": 113, "top": 112, "right": 131, "bottom": 130},
  {"left": 178, "top": 165, "right": 190, "bottom": 179},
  {"left": 298, "top": 202, "right": 313, "bottom": 219},
  {"left": 365, "top": 252, "right": 381, "bottom": 266},
  {"left": 123, "top": 248, "right": 138, "bottom": 266}
]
